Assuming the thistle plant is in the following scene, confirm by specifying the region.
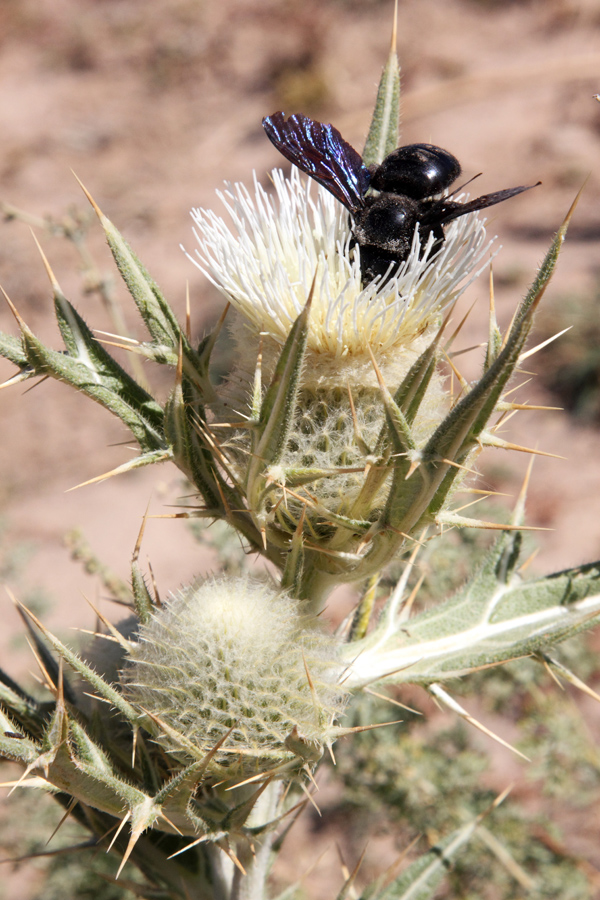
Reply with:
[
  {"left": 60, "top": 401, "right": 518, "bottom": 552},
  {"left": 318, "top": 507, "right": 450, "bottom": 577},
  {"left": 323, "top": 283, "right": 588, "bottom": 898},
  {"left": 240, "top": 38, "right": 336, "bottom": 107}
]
[{"left": 2, "top": 17, "right": 600, "bottom": 900}]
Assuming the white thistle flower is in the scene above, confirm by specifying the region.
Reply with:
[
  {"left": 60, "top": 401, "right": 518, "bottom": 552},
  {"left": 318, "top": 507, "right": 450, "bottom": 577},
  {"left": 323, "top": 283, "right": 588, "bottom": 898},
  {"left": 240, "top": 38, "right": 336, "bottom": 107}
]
[
  {"left": 186, "top": 167, "right": 495, "bottom": 358},
  {"left": 181, "top": 164, "right": 510, "bottom": 543}
]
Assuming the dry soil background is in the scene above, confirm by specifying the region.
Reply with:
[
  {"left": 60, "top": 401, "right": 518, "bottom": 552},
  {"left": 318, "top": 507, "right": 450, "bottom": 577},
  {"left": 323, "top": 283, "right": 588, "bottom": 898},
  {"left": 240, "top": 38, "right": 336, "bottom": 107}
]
[{"left": 0, "top": 0, "right": 599, "bottom": 897}]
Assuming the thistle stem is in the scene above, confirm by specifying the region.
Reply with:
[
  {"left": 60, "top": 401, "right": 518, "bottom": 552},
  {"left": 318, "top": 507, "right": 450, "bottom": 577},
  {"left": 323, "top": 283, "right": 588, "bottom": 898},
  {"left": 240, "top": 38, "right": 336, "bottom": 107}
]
[{"left": 231, "top": 782, "right": 284, "bottom": 900}]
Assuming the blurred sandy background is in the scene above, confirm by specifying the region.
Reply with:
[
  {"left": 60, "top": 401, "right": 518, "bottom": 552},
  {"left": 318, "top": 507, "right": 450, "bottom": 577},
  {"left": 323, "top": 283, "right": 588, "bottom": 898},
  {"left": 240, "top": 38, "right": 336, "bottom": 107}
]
[{"left": 0, "top": 0, "right": 599, "bottom": 896}]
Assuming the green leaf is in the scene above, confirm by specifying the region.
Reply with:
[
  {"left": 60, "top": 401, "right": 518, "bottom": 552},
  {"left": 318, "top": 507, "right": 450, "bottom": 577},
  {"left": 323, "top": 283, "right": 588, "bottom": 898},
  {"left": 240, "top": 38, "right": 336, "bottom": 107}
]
[
  {"left": 17, "top": 604, "right": 149, "bottom": 730},
  {"left": 376, "top": 215, "right": 571, "bottom": 542},
  {"left": 45, "top": 736, "right": 153, "bottom": 821},
  {"left": 0, "top": 672, "right": 41, "bottom": 725},
  {"left": 99, "top": 211, "right": 180, "bottom": 346},
  {"left": 362, "top": 40, "right": 400, "bottom": 167},
  {"left": 281, "top": 521, "right": 306, "bottom": 595},
  {"left": 53, "top": 292, "right": 165, "bottom": 433},
  {"left": 97, "top": 207, "right": 214, "bottom": 398},
  {"left": 246, "top": 301, "right": 310, "bottom": 496},
  {"left": 395, "top": 347, "right": 440, "bottom": 429},
  {"left": 362, "top": 819, "right": 479, "bottom": 900},
  {"left": 20, "top": 326, "right": 165, "bottom": 452},
  {"left": 131, "top": 562, "right": 154, "bottom": 625},
  {"left": 164, "top": 372, "right": 271, "bottom": 558},
  {"left": 342, "top": 532, "right": 600, "bottom": 688},
  {"left": 0, "top": 331, "right": 28, "bottom": 368},
  {"left": 349, "top": 333, "right": 440, "bottom": 525},
  {"left": 0, "top": 707, "right": 40, "bottom": 765}
]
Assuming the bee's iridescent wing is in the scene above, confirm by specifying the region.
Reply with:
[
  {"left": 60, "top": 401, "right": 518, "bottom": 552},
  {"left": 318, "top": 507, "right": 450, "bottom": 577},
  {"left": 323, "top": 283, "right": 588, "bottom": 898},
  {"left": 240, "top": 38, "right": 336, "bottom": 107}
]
[{"left": 263, "top": 112, "right": 370, "bottom": 213}]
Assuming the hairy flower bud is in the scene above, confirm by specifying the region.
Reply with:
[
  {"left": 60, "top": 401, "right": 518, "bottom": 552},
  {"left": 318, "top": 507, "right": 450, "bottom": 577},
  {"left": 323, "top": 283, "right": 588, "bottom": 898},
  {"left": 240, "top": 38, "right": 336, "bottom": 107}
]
[{"left": 121, "top": 576, "right": 346, "bottom": 778}]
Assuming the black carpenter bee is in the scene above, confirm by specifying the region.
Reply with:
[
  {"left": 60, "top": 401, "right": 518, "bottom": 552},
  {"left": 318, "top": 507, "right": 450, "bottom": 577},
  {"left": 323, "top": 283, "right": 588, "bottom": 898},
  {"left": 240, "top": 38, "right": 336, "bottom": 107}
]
[{"left": 263, "top": 112, "right": 538, "bottom": 285}]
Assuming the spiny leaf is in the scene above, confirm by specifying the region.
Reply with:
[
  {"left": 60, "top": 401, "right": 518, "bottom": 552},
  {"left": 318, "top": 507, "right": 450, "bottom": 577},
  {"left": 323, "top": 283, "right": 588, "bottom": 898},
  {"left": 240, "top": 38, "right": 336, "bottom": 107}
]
[
  {"left": 362, "top": 6, "right": 400, "bottom": 166},
  {"left": 20, "top": 327, "right": 165, "bottom": 451},
  {"left": 350, "top": 574, "right": 380, "bottom": 641},
  {"left": 47, "top": 738, "right": 153, "bottom": 821},
  {"left": 68, "top": 449, "right": 172, "bottom": 490},
  {"left": 78, "top": 183, "right": 179, "bottom": 346},
  {"left": 342, "top": 546, "right": 600, "bottom": 688},
  {"left": 0, "top": 671, "right": 41, "bottom": 723},
  {"left": 281, "top": 515, "right": 306, "bottom": 595},
  {"left": 17, "top": 604, "right": 150, "bottom": 730},
  {"left": 246, "top": 298, "right": 311, "bottom": 515},
  {"left": 52, "top": 291, "right": 165, "bottom": 434},
  {"left": 77, "top": 180, "right": 216, "bottom": 400},
  {"left": 164, "top": 373, "right": 267, "bottom": 556},
  {"left": 252, "top": 301, "right": 310, "bottom": 472},
  {"left": 387, "top": 211, "right": 575, "bottom": 534},
  {"left": 131, "top": 563, "right": 154, "bottom": 625},
  {"left": 0, "top": 708, "right": 40, "bottom": 765},
  {"left": 391, "top": 323, "right": 445, "bottom": 428},
  {"left": 362, "top": 818, "right": 480, "bottom": 900},
  {"left": 0, "top": 330, "right": 29, "bottom": 368},
  {"left": 484, "top": 273, "right": 502, "bottom": 371}
]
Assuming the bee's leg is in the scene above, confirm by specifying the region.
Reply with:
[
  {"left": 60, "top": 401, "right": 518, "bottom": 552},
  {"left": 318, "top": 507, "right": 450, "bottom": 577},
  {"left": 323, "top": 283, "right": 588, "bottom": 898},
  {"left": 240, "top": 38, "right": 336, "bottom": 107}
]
[
  {"left": 359, "top": 245, "right": 402, "bottom": 287},
  {"left": 418, "top": 222, "right": 445, "bottom": 260}
]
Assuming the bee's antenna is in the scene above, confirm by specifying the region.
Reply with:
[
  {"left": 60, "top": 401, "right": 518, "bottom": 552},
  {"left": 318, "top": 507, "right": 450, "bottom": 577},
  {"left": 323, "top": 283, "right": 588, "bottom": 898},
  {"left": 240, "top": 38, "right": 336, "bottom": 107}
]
[
  {"left": 436, "top": 182, "right": 541, "bottom": 227},
  {"left": 449, "top": 173, "right": 482, "bottom": 197}
]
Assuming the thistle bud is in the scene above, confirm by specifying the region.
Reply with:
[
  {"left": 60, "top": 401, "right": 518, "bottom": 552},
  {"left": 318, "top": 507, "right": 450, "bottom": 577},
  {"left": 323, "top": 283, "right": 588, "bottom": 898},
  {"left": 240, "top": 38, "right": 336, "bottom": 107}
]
[{"left": 121, "top": 576, "right": 346, "bottom": 778}]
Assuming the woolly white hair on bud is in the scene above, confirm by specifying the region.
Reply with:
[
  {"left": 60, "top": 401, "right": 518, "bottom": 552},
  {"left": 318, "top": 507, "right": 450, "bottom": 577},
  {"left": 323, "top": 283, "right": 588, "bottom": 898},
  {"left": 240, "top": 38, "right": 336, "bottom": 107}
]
[{"left": 121, "top": 577, "right": 346, "bottom": 777}]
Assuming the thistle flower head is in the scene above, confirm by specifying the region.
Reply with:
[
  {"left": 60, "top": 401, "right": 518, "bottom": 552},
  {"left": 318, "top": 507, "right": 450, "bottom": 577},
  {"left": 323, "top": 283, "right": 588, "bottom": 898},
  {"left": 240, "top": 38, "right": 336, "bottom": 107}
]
[
  {"left": 180, "top": 167, "right": 504, "bottom": 565},
  {"left": 187, "top": 168, "right": 494, "bottom": 361}
]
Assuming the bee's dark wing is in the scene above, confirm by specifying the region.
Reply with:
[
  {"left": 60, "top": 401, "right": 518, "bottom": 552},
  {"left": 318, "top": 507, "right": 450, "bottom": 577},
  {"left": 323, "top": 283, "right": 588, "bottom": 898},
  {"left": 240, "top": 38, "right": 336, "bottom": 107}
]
[
  {"left": 426, "top": 182, "right": 541, "bottom": 227},
  {"left": 263, "top": 112, "right": 370, "bottom": 213}
]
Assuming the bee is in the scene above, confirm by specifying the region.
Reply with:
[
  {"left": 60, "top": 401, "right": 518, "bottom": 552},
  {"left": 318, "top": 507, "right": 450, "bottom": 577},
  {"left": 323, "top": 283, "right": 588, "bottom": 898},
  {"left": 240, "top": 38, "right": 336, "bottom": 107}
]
[{"left": 263, "top": 112, "right": 538, "bottom": 284}]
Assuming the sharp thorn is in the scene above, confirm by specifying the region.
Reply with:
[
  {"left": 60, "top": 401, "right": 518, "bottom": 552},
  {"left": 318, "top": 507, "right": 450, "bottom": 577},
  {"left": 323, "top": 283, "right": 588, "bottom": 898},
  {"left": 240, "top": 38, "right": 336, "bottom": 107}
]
[
  {"left": 71, "top": 171, "right": 104, "bottom": 219},
  {"left": 429, "top": 683, "right": 529, "bottom": 760},
  {"left": 518, "top": 326, "right": 572, "bottom": 363}
]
